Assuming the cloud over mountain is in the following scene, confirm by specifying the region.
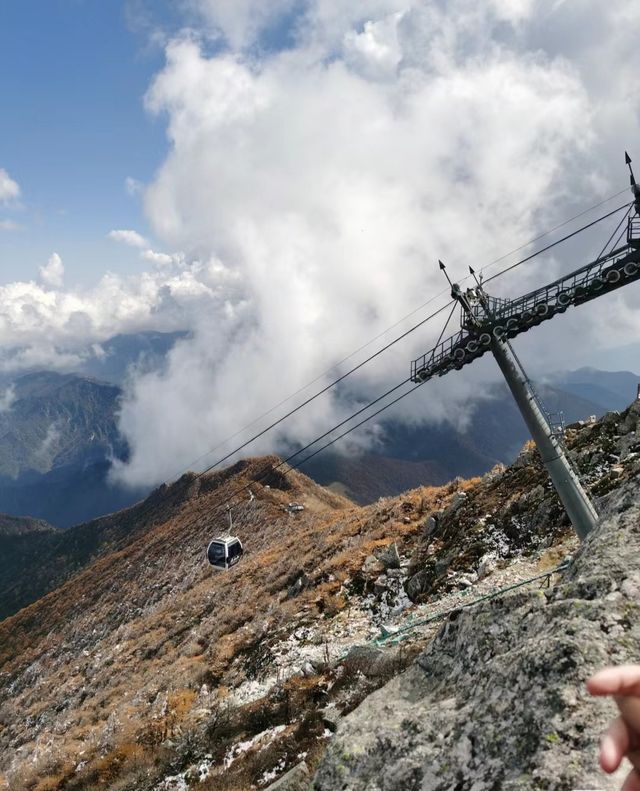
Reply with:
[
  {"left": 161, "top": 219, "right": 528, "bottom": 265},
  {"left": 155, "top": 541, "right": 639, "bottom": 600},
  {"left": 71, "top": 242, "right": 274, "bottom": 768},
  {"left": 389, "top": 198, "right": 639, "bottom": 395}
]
[
  {"left": 2, "top": 2, "right": 640, "bottom": 488},
  {"left": 113, "top": 0, "right": 640, "bottom": 486},
  {"left": 0, "top": 260, "right": 221, "bottom": 373}
]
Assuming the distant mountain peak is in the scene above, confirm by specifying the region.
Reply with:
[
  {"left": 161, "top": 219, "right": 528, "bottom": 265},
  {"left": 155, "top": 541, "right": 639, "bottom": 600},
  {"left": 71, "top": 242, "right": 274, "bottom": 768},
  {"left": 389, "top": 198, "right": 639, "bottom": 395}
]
[{"left": 0, "top": 513, "right": 57, "bottom": 537}]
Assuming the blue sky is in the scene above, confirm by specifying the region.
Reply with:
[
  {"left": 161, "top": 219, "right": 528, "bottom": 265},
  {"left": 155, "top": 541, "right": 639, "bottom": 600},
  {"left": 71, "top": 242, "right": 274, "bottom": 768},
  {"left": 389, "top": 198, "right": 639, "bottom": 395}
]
[{"left": 0, "top": 0, "right": 172, "bottom": 285}]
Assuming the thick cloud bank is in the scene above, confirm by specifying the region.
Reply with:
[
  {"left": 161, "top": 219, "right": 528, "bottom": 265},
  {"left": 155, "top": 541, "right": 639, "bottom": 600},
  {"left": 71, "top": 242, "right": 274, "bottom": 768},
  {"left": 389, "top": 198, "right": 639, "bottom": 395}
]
[
  {"left": 0, "top": 259, "right": 219, "bottom": 372},
  {"left": 112, "top": 0, "right": 640, "bottom": 486},
  {"left": 5, "top": 1, "right": 640, "bottom": 487}
]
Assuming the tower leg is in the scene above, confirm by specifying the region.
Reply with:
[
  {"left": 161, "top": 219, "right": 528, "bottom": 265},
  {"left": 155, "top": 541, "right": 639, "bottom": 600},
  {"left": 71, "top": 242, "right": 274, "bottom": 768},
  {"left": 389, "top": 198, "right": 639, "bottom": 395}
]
[{"left": 490, "top": 337, "right": 598, "bottom": 540}]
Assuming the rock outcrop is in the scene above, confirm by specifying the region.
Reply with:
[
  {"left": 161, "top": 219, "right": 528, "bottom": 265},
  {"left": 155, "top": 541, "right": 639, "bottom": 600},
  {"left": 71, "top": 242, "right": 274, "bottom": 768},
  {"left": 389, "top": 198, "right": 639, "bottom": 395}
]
[{"left": 314, "top": 479, "right": 640, "bottom": 790}]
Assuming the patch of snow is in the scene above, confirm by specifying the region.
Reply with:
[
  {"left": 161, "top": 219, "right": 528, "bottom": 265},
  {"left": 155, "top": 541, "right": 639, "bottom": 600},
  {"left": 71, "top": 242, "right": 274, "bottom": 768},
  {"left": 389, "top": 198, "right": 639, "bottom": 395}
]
[
  {"left": 228, "top": 611, "right": 377, "bottom": 705},
  {"left": 259, "top": 755, "right": 287, "bottom": 786},
  {"left": 154, "top": 757, "right": 213, "bottom": 790},
  {"left": 224, "top": 724, "right": 287, "bottom": 770},
  {"left": 154, "top": 775, "right": 188, "bottom": 791},
  {"left": 228, "top": 677, "right": 277, "bottom": 707}
]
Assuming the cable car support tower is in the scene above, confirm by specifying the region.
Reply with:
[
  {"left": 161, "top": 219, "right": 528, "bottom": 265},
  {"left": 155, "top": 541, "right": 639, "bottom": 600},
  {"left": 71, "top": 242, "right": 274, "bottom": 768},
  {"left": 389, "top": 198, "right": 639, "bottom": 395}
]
[{"left": 410, "top": 155, "right": 640, "bottom": 541}]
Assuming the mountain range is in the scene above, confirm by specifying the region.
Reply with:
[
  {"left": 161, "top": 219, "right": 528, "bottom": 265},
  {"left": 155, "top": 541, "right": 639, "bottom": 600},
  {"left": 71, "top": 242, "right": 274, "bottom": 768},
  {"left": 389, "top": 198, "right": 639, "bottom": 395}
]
[
  {"left": 296, "top": 370, "right": 640, "bottom": 501},
  {"left": 0, "top": 371, "right": 146, "bottom": 528},
  {"left": 0, "top": 330, "right": 636, "bottom": 527}
]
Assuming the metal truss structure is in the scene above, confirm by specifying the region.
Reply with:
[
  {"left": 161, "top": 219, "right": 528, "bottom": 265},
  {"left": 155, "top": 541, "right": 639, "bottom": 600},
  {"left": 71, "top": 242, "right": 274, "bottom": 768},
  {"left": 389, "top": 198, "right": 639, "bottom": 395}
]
[
  {"left": 411, "top": 236, "right": 640, "bottom": 384},
  {"left": 410, "top": 155, "right": 640, "bottom": 540}
]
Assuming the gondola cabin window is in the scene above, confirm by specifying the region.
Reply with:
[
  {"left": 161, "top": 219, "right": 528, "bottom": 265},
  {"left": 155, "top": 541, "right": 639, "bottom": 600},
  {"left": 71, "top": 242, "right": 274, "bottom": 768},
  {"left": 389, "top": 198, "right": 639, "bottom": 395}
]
[{"left": 207, "top": 537, "right": 243, "bottom": 570}]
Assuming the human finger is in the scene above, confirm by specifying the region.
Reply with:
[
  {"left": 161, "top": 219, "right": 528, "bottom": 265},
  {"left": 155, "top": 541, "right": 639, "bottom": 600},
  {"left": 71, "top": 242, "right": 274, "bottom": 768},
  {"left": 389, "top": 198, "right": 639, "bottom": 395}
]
[
  {"left": 600, "top": 715, "right": 631, "bottom": 773},
  {"left": 620, "top": 767, "right": 640, "bottom": 791},
  {"left": 616, "top": 696, "right": 640, "bottom": 736},
  {"left": 588, "top": 666, "right": 640, "bottom": 698}
]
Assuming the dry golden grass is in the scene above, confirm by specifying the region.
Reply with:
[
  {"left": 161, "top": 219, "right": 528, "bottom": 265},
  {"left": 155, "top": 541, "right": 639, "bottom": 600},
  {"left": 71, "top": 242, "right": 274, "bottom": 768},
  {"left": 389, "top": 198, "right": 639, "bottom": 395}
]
[{"left": 0, "top": 456, "right": 470, "bottom": 790}]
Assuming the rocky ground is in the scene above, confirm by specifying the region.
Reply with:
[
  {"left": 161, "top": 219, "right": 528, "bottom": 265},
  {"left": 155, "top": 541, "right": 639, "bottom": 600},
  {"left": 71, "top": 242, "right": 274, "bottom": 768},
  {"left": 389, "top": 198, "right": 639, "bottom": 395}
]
[
  {"left": 315, "top": 477, "right": 640, "bottom": 790},
  {"left": 1, "top": 402, "right": 639, "bottom": 790}
]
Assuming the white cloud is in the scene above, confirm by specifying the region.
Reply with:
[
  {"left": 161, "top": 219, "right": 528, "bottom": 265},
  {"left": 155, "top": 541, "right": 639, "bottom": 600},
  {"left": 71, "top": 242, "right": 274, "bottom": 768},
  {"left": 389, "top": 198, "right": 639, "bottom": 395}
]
[
  {"left": 125, "top": 176, "right": 143, "bottom": 196},
  {"left": 3, "top": 2, "right": 640, "bottom": 490},
  {"left": 0, "top": 219, "right": 21, "bottom": 231},
  {"left": 190, "top": 0, "right": 300, "bottom": 50},
  {"left": 0, "top": 385, "right": 15, "bottom": 413},
  {"left": 108, "top": 231, "right": 181, "bottom": 266},
  {"left": 108, "top": 228, "right": 149, "bottom": 248},
  {"left": 343, "top": 14, "right": 403, "bottom": 80},
  {"left": 111, "top": 0, "right": 640, "bottom": 488},
  {"left": 34, "top": 422, "right": 62, "bottom": 466},
  {"left": 141, "top": 248, "right": 182, "bottom": 266},
  {"left": 490, "top": 0, "right": 535, "bottom": 23},
  {"left": 91, "top": 342, "right": 107, "bottom": 360},
  {"left": 0, "top": 257, "right": 235, "bottom": 375},
  {"left": 39, "top": 253, "right": 65, "bottom": 288},
  {"left": 0, "top": 168, "right": 20, "bottom": 204}
]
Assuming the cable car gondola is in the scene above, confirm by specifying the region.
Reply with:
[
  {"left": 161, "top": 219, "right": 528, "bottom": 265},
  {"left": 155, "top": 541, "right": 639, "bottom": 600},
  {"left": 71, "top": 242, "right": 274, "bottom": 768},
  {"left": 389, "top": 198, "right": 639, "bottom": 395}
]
[
  {"left": 207, "top": 536, "right": 244, "bottom": 570},
  {"left": 206, "top": 508, "right": 244, "bottom": 571}
]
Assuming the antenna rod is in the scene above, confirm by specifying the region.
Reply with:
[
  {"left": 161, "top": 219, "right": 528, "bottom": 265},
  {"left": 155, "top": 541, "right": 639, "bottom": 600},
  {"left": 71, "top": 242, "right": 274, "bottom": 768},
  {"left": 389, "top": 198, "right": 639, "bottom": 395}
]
[
  {"left": 626, "top": 151, "right": 640, "bottom": 215},
  {"left": 469, "top": 266, "right": 482, "bottom": 288},
  {"left": 439, "top": 259, "right": 453, "bottom": 289},
  {"left": 626, "top": 151, "right": 635, "bottom": 186},
  {"left": 442, "top": 260, "right": 474, "bottom": 318}
]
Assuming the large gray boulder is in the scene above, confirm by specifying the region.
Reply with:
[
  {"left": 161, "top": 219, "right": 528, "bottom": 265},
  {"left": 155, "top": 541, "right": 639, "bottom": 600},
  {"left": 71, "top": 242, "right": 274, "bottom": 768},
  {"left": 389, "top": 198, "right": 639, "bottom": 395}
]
[
  {"left": 314, "top": 479, "right": 640, "bottom": 790},
  {"left": 377, "top": 542, "right": 401, "bottom": 570}
]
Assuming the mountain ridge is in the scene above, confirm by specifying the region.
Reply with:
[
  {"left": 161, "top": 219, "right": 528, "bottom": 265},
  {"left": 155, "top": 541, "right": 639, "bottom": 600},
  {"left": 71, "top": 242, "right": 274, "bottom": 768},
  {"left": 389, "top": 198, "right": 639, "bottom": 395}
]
[
  {"left": 0, "top": 370, "right": 145, "bottom": 528},
  {"left": 0, "top": 360, "right": 636, "bottom": 526},
  {"left": 1, "top": 402, "right": 639, "bottom": 789},
  {"left": 303, "top": 380, "right": 615, "bottom": 502},
  {"left": 0, "top": 513, "right": 56, "bottom": 537},
  {"left": 0, "top": 456, "right": 350, "bottom": 622}
]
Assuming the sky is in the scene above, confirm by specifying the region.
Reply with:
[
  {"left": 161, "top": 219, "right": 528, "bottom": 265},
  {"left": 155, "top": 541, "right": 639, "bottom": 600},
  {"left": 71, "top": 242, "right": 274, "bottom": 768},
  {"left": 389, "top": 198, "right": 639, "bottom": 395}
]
[
  {"left": 0, "top": 1, "right": 173, "bottom": 283},
  {"left": 1, "top": 0, "right": 640, "bottom": 487}
]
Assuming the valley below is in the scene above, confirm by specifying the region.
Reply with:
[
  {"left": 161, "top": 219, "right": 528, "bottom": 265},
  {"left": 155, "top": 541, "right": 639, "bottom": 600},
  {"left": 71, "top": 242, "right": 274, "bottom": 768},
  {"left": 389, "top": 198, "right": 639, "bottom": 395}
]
[{"left": 0, "top": 352, "right": 636, "bottom": 528}]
